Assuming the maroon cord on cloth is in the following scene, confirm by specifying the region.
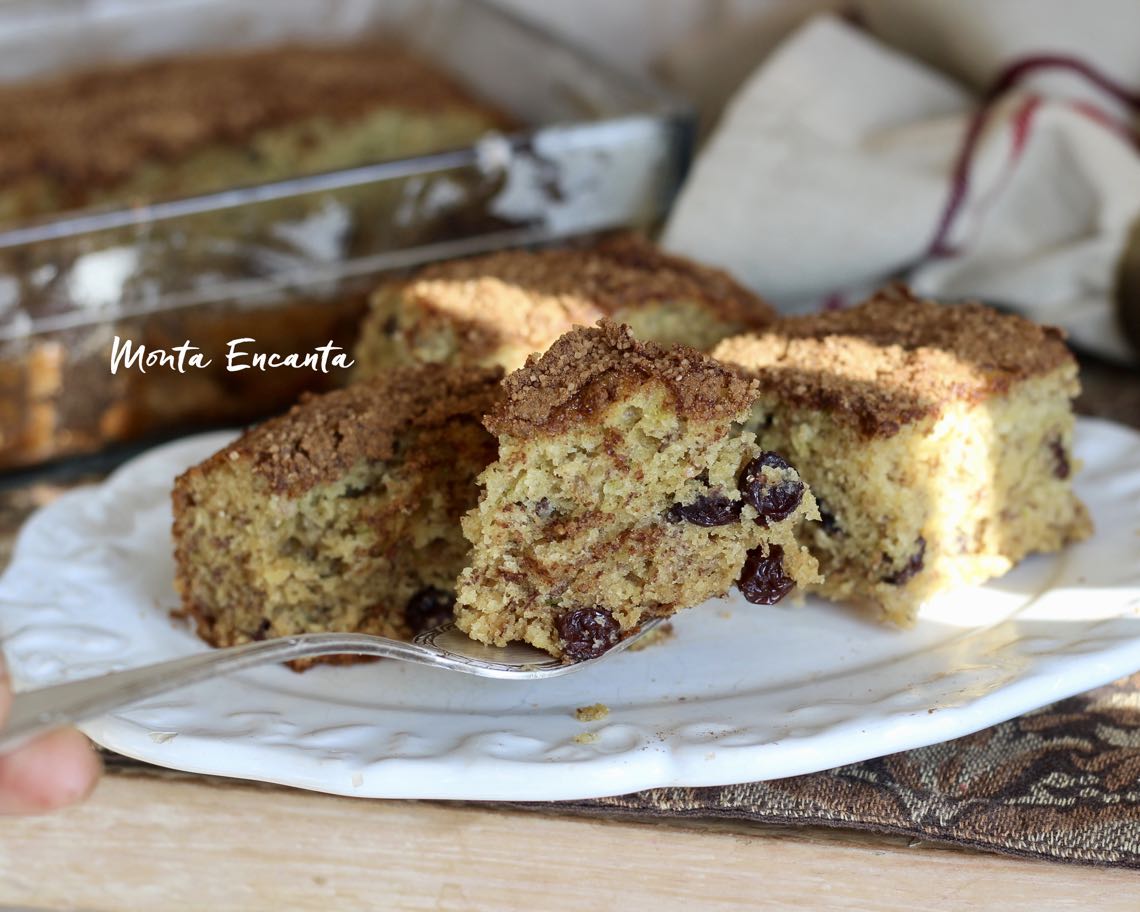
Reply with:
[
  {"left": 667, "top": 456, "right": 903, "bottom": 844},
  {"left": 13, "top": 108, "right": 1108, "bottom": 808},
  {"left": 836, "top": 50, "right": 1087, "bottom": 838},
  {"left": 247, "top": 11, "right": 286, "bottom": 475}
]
[{"left": 927, "top": 54, "right": 1140, "bottom": 258}]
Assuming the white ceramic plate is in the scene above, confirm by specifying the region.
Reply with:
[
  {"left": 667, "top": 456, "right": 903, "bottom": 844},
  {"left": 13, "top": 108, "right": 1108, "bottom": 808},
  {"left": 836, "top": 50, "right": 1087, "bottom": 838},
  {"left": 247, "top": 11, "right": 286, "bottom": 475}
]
[{"left": 2, "top": 418, "right": 1139, "bottom": 801}]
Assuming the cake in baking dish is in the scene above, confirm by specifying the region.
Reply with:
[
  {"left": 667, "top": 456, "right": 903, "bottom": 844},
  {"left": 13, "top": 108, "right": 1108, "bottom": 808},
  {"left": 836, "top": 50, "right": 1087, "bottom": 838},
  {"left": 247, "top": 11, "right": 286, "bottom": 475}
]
[
  {"left": 713, "top": 285, "right": 1092, "bottom": 625},
  {"left": 352, "top": 234, "right": 774, "bottom": 378},
  {"left": 0, "top": 41, "right": 510, "bottom": 223},
  {"left": 0, "top": 39, "right": 513, "bottom": 469},
  {"left": 172, "top": 365, "right": 501, "bottom": 657},
  {"left": 454, "top": 322, "right": 820, "bottom": 660}
]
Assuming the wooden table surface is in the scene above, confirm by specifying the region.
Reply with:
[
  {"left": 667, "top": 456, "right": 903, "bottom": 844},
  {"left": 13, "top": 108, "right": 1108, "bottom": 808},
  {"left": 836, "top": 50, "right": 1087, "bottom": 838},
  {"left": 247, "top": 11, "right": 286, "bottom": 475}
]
[
  {"left": 2, "top": 357, "right": 1139, "bottom": 911},
  {"left": 1, "top": 760, "right": 1136, "bottom": 911}
]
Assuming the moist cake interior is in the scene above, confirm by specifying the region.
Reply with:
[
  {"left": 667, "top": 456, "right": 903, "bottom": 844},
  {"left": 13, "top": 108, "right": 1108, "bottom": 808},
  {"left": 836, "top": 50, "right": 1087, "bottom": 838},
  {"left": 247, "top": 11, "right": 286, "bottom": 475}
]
[
  {"left": 456, "top": 322, "right": 820, "bottom": 659},
  {"left": 172, "top": 366, "right": 501, "bottom": 660},
  {"left": 714, "top": 287, "right": 1091, "bottom": 624}
]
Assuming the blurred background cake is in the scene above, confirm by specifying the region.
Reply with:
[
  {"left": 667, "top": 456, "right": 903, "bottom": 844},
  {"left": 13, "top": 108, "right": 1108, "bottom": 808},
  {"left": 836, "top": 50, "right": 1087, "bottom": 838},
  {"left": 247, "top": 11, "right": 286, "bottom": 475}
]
[
  {"left": 0, "top": 41, "right": 510, "bottom": 225},
  {"left": 0, "top": 1, "right": 696, "bottom": 471},
  {"left": 353, "top": 234, "right": 773, "bottom": 378},
  {"left": 0, "top": 31, "right": 516, "bottom": 469}
]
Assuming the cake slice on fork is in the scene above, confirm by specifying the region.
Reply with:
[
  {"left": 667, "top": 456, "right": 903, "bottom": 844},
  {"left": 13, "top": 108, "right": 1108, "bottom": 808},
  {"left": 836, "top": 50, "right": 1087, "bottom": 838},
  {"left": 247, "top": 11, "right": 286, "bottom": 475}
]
[{"left": 455, "top": 322, "right": 821, "bottom": 660}]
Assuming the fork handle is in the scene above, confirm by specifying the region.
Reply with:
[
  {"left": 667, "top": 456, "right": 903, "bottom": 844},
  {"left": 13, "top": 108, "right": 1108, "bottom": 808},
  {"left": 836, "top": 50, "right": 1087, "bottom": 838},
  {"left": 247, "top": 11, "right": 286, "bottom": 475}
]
[{"left": 0, "top": 633, "right": 427, "bottom": 754}]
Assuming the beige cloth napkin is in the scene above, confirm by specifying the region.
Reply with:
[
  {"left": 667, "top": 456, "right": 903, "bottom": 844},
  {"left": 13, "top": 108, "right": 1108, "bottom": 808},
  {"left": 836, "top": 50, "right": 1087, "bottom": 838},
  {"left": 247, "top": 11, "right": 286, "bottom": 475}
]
[{"left": 662, "top": 3, "right": 1140, "bottom": 361}]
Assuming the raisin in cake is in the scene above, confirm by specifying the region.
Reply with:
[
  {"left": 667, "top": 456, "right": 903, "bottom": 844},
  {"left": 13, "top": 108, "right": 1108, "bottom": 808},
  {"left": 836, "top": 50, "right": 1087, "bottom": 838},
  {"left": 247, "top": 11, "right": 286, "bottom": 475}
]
[
  {"left": 172, "top": 365, "right": 501, "bottom": 655},
  {"left": 353, "top": 235, "right": 774, "bottom": 378},
  {"left": 454, "top": 322, "right": 821, "bottom": 660},
  {"left": 713, "top": 286, "right": 1092, "bottom": 625}
]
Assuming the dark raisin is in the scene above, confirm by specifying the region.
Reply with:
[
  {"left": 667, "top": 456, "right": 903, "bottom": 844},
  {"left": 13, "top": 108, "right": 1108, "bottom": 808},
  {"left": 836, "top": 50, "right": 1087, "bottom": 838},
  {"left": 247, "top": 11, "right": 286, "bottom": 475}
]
[
  {"left": 381, "top": 314, "right": 400, "bottom": 336},
  {"left": 251, "top": 618, "right": 272, "bottom": 641},
  {"left": 817, "top": 499, "right": 842, "bottom": 536},
  {"left": 665, "top": 491, "right": 742, "bottom": 526},
  {"left": 405, "top": 586, "right": 456, "bottom": 633},
  {"left": 1049, "top": 436, "right": 1071, "bottom": 479},
  {"left": 739, "top": 452, "right": 804, "bottom": 526},
  {"left": 556, "top": 608, "right": 621, "bottom": 661},
  {"left": 882, "top": 537, "right": 926, "bottom": 585},
  {"left": 738, "top": 544, "right": 796, "bottom": 605},
  {"left": 535, "top": 497, "right": 556, "bottom": 518}
]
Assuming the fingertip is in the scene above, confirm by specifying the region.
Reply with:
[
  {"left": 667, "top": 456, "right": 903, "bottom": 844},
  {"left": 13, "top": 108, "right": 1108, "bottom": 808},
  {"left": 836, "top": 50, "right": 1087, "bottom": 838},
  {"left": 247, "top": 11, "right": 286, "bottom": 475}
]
[
  {"left": 45, "top": 728, "right": 103, "bottom": 806},
  {"left": 0, "top": 728, "right": 102, "bottom": 815}
]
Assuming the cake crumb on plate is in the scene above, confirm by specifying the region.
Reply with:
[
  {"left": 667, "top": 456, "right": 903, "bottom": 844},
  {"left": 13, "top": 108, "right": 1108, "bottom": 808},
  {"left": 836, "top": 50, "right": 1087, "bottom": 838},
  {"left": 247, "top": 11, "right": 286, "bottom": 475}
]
[{"left": 575, "top": 704, "right": 610, "bottom": 722}]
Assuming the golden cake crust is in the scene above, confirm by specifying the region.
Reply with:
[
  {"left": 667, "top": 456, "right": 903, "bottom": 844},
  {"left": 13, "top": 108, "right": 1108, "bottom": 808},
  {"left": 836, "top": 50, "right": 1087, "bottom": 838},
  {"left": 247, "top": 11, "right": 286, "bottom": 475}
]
[
  {"left": 713, "top": 285, "right": 1075, "bottom": 438},
  {"left": 397, "top": 234, "right": 774, "bottom": 356},
  {"left": 486, "top": 321, "right": 759, "bottom": 439},
  {"left": 0, "top": 42, "right": 508, "bottom": 192},
  {"left": 195, "top": 365, "right": 502, "bottom": 497}
]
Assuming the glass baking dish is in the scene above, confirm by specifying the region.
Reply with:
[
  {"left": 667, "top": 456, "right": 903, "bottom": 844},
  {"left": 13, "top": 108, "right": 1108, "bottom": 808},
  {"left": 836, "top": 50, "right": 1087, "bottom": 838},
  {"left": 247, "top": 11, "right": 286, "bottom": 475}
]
[{"left": 0, "top": 0, "right": 693, "bottom": 470}]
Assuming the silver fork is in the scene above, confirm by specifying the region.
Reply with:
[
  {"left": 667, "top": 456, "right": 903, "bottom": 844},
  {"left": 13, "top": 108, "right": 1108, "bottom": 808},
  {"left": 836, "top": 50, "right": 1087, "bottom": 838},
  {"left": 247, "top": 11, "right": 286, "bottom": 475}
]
[{"left": 0, "top": 619, "right": 663, "bottom": 753}]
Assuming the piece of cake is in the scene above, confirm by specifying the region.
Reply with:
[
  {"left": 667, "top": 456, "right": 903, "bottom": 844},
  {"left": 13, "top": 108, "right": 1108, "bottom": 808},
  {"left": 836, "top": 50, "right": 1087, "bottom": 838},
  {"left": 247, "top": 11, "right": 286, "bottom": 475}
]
[
  {"left": 712, "top": 285, "right": 1092, "bottom": 625},
  {"left": 172, "top": 365, "right": 501, "bottom": 655},
  {"left": 352, "top": 234, "right": 774, "bottom": 379},
  {"left": 0, "top": 41, "right": 510, "bottom": 224},
  {"left": 454, "top": 322, "right": 821, "bottom": 660}
]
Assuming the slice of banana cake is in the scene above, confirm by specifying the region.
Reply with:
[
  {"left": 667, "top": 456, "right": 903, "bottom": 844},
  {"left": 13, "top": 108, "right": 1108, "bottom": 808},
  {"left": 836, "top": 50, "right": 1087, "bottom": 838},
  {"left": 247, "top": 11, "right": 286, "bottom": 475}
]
[
  {"left": 713, "top": 285, "right": 1092, "bottom": 625},
  {"left": 352, "top": 234, "right": 774, "bottom": 379},
  {"left": 172, "top": 365, "right": 501, "bottom": 653},
  {"left": 455, "top": 322, "right": 821, "bottom": 661}
]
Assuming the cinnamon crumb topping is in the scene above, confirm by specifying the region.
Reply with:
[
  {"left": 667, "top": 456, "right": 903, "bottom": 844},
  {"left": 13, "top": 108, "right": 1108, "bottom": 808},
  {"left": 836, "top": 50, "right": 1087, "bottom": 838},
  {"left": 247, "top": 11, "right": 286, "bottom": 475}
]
[
  {"left": 486, "top": 321, "right": 759, "bottom": 439},
  {"left": 396, "top": 233, "right": 774, "bottom": 352},
  {"left": 200, "top": 365, "right": 502, "bottom": 496},
  {"left": 713, "top": 285, "right": 1075, "bottom": 438}
]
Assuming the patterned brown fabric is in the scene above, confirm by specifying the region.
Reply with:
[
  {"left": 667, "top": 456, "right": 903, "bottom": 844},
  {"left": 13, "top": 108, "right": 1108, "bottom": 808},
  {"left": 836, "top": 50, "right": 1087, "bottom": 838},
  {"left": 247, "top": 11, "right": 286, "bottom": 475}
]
[
  {"left": 1, "top": 358, "right": 1138, "bottom": 868},
  {"left": 534, "top": 673, "right": 1140, "bottom": 867}
]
